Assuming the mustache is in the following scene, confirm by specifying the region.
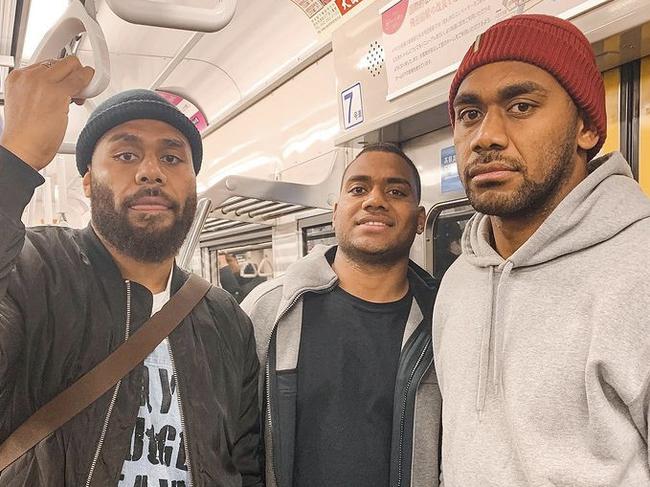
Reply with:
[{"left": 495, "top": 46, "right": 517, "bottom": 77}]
[
  {"left": 121, "top": 187, "right": 179, "bottom": 211},
  {"left": 464, "top": 152, "right": 524, "bottom": 178}
]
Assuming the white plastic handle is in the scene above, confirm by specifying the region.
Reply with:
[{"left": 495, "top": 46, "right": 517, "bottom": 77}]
[
  {"left": 30, "top": 0, "right": 110, "bottom": 99},
  {"left": 240, "top": 262, "right": 258, "bottom": 278},
  {"left": 257, "top": 257, "right": 273, "bottom": 278},
  {"left": 105, "top": 0, "right": 237, "bottom": 33}
]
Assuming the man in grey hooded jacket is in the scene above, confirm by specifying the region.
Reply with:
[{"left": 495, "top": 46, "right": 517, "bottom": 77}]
[
  {"left": 434, "top": 14, "right": 650, "bottom": 486},
  {"left": 242, "top": 143, "right": 441, "bottom": 487}
]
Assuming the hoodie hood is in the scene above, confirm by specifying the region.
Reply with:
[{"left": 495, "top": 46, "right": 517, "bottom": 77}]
[
  {"left": 462, "top": 152, "right": 650, "bottom": 268},
  {"left": 457, "top": 152, "right": 650, "bottom": 412}
]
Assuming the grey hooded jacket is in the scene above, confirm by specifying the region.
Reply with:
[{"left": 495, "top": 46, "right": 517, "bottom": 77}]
[
  {"left": 241, "top": 245, "right": 441, "bottom": 487},
  {"left": 434, "top": 152, "right": 650, "bottom": 486}
]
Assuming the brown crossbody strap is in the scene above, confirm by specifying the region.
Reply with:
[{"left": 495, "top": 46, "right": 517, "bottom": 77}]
[{"left": 0, "top": 273, "right": 212, "bottom": 472}]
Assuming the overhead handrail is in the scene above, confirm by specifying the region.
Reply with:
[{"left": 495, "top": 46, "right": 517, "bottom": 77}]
[
  {"left": 30, "top": 0, "right": 110, "bottom": 99},
  {"left": 104, "top": 0, "right": 237, "bottom": 33}
]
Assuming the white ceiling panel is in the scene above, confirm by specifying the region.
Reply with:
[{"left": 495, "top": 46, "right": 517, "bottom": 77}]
[
  {"left": 186, "top": 0, "right": 320, "bottom": 97},
  {"left": 31, "top": 0, "right": 333, "bottom": 144},
  {"left": 55, "top": 0, "right": 325, "bottom": 142},
  {"left": 198, "top": 53, "right": 339, "bottom": 193}
]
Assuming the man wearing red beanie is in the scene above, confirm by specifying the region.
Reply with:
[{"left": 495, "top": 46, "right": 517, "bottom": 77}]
[{"left": 434, "top": 14, "right": 650, "bottom": 486}]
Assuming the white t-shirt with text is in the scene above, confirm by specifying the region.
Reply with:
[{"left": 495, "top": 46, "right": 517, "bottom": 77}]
[{"left": 119, "top": 274, "right": 190, "bottom": 487}]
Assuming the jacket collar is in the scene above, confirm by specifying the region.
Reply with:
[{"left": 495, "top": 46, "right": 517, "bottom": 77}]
[
  {"left": 76, "top": 225, "right": 189, "bottom": 326},
  {"left": 281, "top": 245, "right": 438, "bottom": 320}
]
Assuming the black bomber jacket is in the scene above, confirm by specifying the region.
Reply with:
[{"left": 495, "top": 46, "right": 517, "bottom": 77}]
[{"left": 0, "top": 146, "right": 263, "bottom": 486}]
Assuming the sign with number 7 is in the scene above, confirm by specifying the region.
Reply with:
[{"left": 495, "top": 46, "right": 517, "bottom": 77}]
[{"left": 341, "top": 83, "right": 364, "bottom": 130}]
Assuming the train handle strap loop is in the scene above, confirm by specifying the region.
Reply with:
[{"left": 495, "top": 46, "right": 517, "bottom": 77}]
[
  {"left": 30, "top": 0, "right": 110, "bottom": 99},
  {"left": 0, "top": 273, "right": 211, "bottom": 472},
  {"left": 104, "top": 0, "right": 237, "bottom": 33}
]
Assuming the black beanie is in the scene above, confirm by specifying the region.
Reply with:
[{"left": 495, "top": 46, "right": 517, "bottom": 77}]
[{"left": 75, "top": 89, "right": 203, "bottom": 176}]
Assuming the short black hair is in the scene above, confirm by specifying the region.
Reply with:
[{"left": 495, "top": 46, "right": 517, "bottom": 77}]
[{"left": 343, "top": 142, "right": 422, "bottom": 203}]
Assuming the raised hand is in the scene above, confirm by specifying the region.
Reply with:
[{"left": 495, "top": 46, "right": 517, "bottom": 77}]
[{"left": 0, "top": 56, "right": 94, "bottom": 171}]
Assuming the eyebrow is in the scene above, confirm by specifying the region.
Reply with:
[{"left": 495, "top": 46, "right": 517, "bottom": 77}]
[
  {"left": 344, "top": 175, "right": 413, "bottom": 188},
  {"left": 453, "top": 81, "right": 549, "bottom": 108},
  {"left": 161, "top": 138, "right": 186, "bottom": 149},
  {"left": 498, "top": 81, "right": 549, "bottom": 101}
]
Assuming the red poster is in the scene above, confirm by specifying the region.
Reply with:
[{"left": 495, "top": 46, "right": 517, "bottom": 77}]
[{"left": 335, "top": 0, "right": 365, "bottom": 15}]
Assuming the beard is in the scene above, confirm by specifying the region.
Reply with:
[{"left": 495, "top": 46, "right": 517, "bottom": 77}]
[
  {"left": 463, "top": 125, "right": 577, "bottom": 218},
  {"left": 91, "top": 180, "right": 197, "bottom": 263},
  {"left": 336, "top": 218, "right": 418, "bottom": 268}
]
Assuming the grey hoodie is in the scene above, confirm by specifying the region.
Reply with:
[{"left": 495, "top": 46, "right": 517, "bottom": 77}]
[{"left": 433, "top": 152, "right": 650, "bottom": 486}]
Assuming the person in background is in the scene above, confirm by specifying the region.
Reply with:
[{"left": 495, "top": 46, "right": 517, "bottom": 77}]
[
  {"left": 219, "top": 253, "right": 244, "bottom": 302},
  {"left": 242, "top": 142, "right": 441, "bottom": 487},
  {"left": 0, "top": 56, "right": 262, "bottom": 486},
  {"left": 434, "top": 14, "right": 650, "bottom": 486}
]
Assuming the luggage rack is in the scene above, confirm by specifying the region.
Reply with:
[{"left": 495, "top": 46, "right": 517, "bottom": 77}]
[
  {"left": 178, "top": 149, "right": 345, "bottom": 267},
  {"left": 198, "top": 149, "right": 345, "bottom": 241}
]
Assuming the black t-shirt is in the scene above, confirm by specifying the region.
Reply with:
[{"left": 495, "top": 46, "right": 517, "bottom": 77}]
[{"left": 293, "top": 286, "right": 412, "bottom": 487}]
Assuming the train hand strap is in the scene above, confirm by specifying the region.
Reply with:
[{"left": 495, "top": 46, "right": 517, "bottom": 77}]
[{"left": 0, "top": 273, "right": 212, "bottom": 472}]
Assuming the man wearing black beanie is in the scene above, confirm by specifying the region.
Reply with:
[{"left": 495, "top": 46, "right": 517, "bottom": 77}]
[{"left": 0, "top": 56, "right": 262, "bottom": 486}]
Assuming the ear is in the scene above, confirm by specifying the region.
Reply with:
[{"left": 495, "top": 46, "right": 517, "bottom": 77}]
[
  {"left": 576, "top": 117, "right": 600, "bottom": 153},
  {"left": 332, "top": 201, "right": 338, "bottom": 227},
  {"left": 82, "top": 168, "right": 92, "bottom": 198},
  {"left": 416, "top": 206, "right": 426, "bottom": 234}
]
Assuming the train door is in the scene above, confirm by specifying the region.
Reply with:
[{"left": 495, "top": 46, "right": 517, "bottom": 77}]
[
  {"left": 639, "top": 56, "right": 650, "bottom": 196},
  {"left": 601, "top": 56, "right": 649, "bottom": 193}
]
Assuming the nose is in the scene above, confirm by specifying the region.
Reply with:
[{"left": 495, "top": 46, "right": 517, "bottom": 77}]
[
  {"left": 134, "top": 154, "right": 167, "bottom": 185},
  {"left": 361, "top": 186, "right": 388, "bottom": 211},
  {"left": 471, "top": 109, "right": 508, "bottom": 154}
]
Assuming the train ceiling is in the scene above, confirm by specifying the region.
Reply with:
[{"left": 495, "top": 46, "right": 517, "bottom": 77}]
[{"left": 4, "top": 0, "right": 351, "bottom": 143}]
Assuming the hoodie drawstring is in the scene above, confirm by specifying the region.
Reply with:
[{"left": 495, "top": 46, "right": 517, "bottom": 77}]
[
  {"left": 476, "top": 266, "right": 495, "bottom": 413},
  {"left": 476, "top": 261, "right": 514, "bottom": 413},
  {"left": 493, "top": 260, "right": 513, "bottom": 393}
]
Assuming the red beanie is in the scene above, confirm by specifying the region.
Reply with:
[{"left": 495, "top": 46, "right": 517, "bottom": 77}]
[{"left": 448, "top": 14, "right": 606, "bottom": 160}]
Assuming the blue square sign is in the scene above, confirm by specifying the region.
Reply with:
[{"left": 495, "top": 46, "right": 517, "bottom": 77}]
[{"left": 441, "top": 145, "right": 463, "bottom": 193}]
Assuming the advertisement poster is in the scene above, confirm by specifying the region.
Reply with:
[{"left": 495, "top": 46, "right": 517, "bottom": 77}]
[
  {"left": 156, "top": 90, "right": 208, "bottom": 132},
  {"left": 380, "top": 0, "right": 611, "bottom": 100},
  {"left": 291, "top": 0, "right": 367, "bottom": 33}
]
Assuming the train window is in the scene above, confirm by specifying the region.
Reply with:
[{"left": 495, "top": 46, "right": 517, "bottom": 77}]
[
  {"left": 299, "top": 213, "right": 337, "bottom": 256},
  {"left": 207, "top": 246, "right": 273, "bottom": 303},
  {"left": 303, "top": 222, "right": 337, "bottom": 255},
  {"left": 427, "top": 200, "right": 475, "bottom": 280}
]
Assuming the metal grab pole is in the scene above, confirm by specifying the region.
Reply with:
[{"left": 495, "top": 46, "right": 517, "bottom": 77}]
[{"left": 178, "top": 198, "right": 212, "bottom": 271}]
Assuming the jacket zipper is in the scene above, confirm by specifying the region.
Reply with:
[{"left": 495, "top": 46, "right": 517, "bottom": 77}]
[
  {"left": 85, "top": 280, "right": 132, "bottom": 487},
  {"left": 265, "top": 282, "right": 337, "bottom": 486},
  {"left": 396, "top": 339, "right": 431, "bottom": 487},
  {"left": 265, "top": 357, "right": 278, "bottom": 486},
  {"left": 167, "top": 340, "right": 194, "bottom": 487}
]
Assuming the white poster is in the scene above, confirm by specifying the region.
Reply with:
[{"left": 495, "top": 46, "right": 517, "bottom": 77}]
[{"left": 381, "top": 0, "right": 612, "bottom": 100}]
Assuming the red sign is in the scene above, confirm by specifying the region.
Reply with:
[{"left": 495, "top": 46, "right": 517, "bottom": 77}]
[
  {"left": 382, "top": 0, "right": 408, "bottom": 35},
  {"left": 335, "top": 0, "right": 365, "bottom": 15}
]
